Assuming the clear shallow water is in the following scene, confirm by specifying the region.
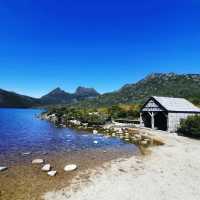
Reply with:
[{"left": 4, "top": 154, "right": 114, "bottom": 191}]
[{"left": 0, "top": 108, "right": 136, "bottom": 159}]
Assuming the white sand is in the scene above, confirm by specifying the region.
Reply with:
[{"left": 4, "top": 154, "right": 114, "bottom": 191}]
[{"left": 44, "top": 130, "right": 200, "bottom": 200}]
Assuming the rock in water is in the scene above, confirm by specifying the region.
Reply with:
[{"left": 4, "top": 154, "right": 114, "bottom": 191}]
[
  {"left": 32, "top": 159, "right": 44, "bottom": 164},
  {"left": 93, "top": 130, "right": 98, "bottom": 134},
  {"left": 22, "top": 152, "right": 31, "bottom": 156},
  {"left": 47, "top": 171, "right": 57, "bottom": 176},
  {"left": 41, "top": 164, "right": 51, "bottom": 171},
  {"left": 0, "top": 166, "right": 7, "bottom": 172},
  {"left": 93, "top": 140, "right": 98, "bottom": 144},
  {"left": 64, "top": 164, "right": 77, "bottom": 172}
]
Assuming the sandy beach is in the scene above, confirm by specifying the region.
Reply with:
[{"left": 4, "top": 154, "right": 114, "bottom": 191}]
[{"left": 44, "top": 130, "right": 200, "bottom": 200}]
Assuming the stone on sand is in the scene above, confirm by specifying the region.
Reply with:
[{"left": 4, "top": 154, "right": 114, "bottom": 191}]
[
  {"left": 42, "top": 164, "right": 51, "bottom": 171},
  {"left": 47, "top": 171, "right": 57, "bottom": 176},
  {"left": 32, "top": 159, "right": 44, "bottom": 164},
  {"left": 64, "top": 164, "right": 77, "bottom": 172}
]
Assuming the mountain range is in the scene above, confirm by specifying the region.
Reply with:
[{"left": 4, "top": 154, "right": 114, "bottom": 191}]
[
  {"left": 0, "top": 87, "right": 99, "bottom": 108},
  {"left": 0, "top": 73, "right": 200, "bottom": 108},
  {"left": 73, "top": 73, "right": 200, "bottom": 108}
]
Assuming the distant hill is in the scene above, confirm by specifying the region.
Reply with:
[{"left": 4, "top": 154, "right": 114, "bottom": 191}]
[
  {"left": 0, "top": 86, "right": 100, "bottom": 107},
  {"left": 74, "top": 73, "right": 200, "bottom": 108},
  {"left": 1, "top": 73, "right": 200, "bottom": 108},
  {"left": 40, "top": 87, "right": 74, "bottom": 105},
  {"left": 0, "top": 89, "right": 40, "bottom": 108}
]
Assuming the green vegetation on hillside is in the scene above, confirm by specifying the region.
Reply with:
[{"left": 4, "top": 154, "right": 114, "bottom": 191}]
[{"left": 73, "top": 73, "right": 200, "bottom": 108}]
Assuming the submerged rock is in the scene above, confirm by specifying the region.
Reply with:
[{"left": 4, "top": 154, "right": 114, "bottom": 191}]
[
  {"left": 0, "top": 166, "right": 7, "bottom": 172},
  {"left": 64, "top": 164, "right": 77, "bottom": 172},
  {"left": 22, "top": 152, "right": 31, "bottom": 156},
  {"left": 93, "top": 130, "right": 98, "bottom": 134},
  {"left": 32, "top": 159, "right": 44, "bottom": 164},
  {"left": 47, "top": 170, "right": 57, "bottom": 176},
  {"left": 41, "top": 164, "right": 51, "bottom": 171}
]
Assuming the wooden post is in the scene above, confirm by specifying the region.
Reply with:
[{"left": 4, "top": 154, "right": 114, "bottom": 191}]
[
  {"left": 151, "top": 112, "right": 155, "bottom": 129},
  {"left": 148, "top": 112, "right": 155, "bottom": 129},
  {"left": 140, "top": 113, "right": 144, "bottom": 127},
  {"left": 166, "top": 113, "right": 169, "bottom": 132}
]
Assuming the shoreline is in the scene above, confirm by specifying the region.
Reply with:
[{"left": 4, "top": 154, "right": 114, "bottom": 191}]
[
  {"left": 44, "top": 130, "right": 200, "bottom": 200},
  {"left": 41, "top": 112, "right": 165, "bottom": 149},
  {"left": 0, "top": 146, "right": 138, "bottom": 200}
]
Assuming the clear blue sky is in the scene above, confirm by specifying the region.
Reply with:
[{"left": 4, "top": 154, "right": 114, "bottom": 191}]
[{"left": 0, "top": 0, "right": 200, "bottom": 97}]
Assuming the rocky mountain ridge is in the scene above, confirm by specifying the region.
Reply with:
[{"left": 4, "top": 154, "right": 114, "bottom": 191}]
[{"left": 1, "top": 73, "right": 200, "bottom": 108}]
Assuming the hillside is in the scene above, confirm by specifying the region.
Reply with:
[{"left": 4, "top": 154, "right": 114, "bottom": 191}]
[
  {"left": 0, "top": 89, "right": 40, "bottom": 108},
  {"left": 0, "top": 87, "right": 100, "bottom": 107},
  {"left": 74, "top": 73, "right": 200, "bottom": 108},
  {"left": 40, "top": 88, "right": 74, "bottom": 105}
]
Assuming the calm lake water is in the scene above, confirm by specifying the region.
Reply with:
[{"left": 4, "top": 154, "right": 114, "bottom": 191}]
[{"left": 0, "top": 108, "right": 136, "bottom": 162}]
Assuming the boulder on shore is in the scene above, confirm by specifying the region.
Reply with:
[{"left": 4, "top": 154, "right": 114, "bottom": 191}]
[{"left": 0, "top": 166, "right": 8, "bottom": 172}]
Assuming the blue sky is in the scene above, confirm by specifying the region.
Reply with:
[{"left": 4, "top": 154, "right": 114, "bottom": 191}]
[{"left": 0, "top": 0, "right": 200, "bottom": 97}]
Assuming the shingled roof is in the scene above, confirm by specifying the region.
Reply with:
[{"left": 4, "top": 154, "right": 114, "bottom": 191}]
[{"left": 152, "top": 96, "right": 200, "bottom": 113}]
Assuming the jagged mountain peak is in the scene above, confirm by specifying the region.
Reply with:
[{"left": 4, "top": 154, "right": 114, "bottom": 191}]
[
  {"left": 75, "top": 86, "right": 99, "bottom": 96},
  {"left": 47, "top": 87, "right": 68, "bottom": 95}
]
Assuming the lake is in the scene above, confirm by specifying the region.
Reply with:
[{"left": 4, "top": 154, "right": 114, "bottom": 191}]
[
  {"left": 0, "top": 108, "right": 137, "bottom": 163},
  {"left": 0, "top": 108, "right": 138, "bottom": 200}
]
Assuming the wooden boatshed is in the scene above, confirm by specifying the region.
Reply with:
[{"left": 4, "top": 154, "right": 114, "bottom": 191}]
[{"left": 140, "top": 96, "right": 200, "bottom": 132}]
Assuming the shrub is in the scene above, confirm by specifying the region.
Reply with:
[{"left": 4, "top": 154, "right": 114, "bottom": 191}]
[
  {"left": 82, "top": 113, "right": 109, "bottom": 126},
  {"left": 107, "top": 104, "right": 140, "bottom": 119},
  {"left": 178, "top": 115, "right": 200, "bottom": 138}
]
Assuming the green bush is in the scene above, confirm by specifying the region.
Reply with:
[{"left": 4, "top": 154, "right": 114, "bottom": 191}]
[
  {"left": 178, "top": 115, "right": 200, "bottom": 138},
  {"left": 81, "top": 113, "right": 109, "bottom": 126},
  {"left": 107, "top": 105, "right": 140, "bottom": 119}
]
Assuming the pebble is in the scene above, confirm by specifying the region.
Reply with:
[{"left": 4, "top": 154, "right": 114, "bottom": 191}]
[
  {"left": 64, "top": 164, "right": 77, "bottom": 172},
  {"left": 93, "top": 140, "right": 98, "bottom": 144},
  {"left": 0, "top": 166, "right": 7, "bottom": 172},
  {"left": 22, "top": 152, "right": 31, "bottom": 156},
  {"left": 41, "top": 164, "right": 51, "bottom": 171},
  {"left": 32, "top": 159, "right": 44, "bottom": 164},
  {"left": 47, "top": 170, "right": 57, "bottom": 176}
]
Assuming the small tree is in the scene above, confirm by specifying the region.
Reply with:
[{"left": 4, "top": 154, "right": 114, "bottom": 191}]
[{"left": 178, "top": 115, "right": 200, "bottom": 138}]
